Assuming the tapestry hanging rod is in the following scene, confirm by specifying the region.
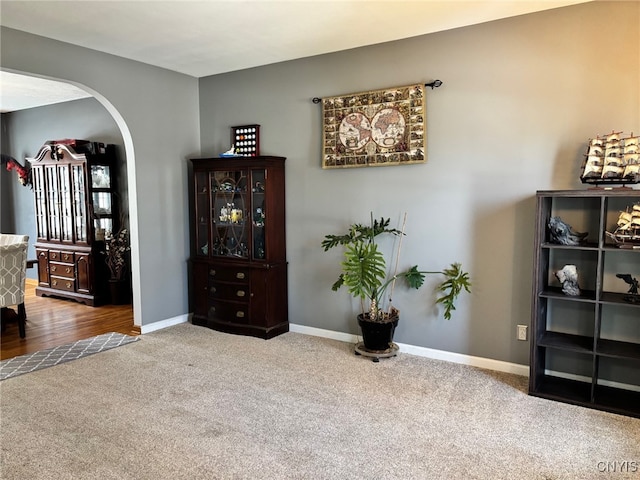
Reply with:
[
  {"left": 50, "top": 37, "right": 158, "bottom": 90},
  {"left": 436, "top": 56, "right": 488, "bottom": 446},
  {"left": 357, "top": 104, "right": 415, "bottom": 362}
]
[{"left": 311, "top": 80, "right": 442, "bottom": 104}]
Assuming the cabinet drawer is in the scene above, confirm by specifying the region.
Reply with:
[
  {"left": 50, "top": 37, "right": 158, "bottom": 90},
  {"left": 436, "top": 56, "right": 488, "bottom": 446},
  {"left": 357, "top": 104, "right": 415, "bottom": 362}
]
[
  {"left": 208, "top": 301, "right": 249, "bottom": 324},
  {"left": 49, "top": 262, "right": 75, "bottom": 279},
  {"left": 208, "top": 267, "right": 249, "bottom": 283},
  {"left": 209, "top": 283, "right": 250, "bottom": 302},
  {"left": 50, "top": 276, "right": 75, "bottom": 292},
  {"left": 49, "top": 251, "right": 74, "bottom": 263}
]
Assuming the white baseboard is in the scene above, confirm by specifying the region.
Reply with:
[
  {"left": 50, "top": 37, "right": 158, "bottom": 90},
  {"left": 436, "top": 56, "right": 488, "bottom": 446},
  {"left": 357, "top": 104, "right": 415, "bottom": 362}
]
[
  {"left": 139, "top": 314, "right": 189, "bottom": 334},
  {"left": 289, "top": 323, "right": 529, "bottom": 377},
  {"left": 289, "top": 324, "right": 360, "bottom": 344}
]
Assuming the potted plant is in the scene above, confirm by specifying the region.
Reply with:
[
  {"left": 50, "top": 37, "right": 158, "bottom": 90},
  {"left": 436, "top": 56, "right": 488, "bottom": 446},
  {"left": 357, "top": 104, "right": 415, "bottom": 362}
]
[
  {"left": 103, "top": 226, "right": 131, "bottom": 304},
  {"left": 321, "top": 214, "right": 471, "bottom": 356}
]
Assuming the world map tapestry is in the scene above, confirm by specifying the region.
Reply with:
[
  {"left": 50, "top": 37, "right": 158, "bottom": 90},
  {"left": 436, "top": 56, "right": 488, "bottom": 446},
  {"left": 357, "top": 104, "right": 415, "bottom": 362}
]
[{"left": 321, "top": 83, "right": 426, "bottom": 169}]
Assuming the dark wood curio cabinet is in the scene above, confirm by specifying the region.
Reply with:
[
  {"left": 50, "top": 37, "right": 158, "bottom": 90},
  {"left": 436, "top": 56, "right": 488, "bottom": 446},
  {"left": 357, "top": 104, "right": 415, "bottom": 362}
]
[
  {"left": 28, "top": 140, "right": 118, "bottom": 306},
  {"left": 189, "top": 156, "right": 288, "bottom": 339},
  {"left": 530, "top": 189, "right": 640, "bottom": 418}
]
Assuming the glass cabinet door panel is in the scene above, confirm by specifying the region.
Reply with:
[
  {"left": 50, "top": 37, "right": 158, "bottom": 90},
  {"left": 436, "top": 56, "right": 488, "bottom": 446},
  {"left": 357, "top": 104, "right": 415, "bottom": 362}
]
[
  {"left": 94, "top": 218, "right": 113, "bottom": 240},
  {"left": 59, "top": 165, "right": 73, "bottom": 242},
  {"left": 92, "top": 192, "right": 112, "bottom": 214},
  {"left": 211, "top": 170, "right": 249, "bottom": 258},
  {"left": 195, "top": 172, "right": 209, "bottom": 256},
  {"left": 91, "top": 165, "right": 111, "bottom": 188},
  {"left": 72, "top": 165, "right": 87, "bottom": 242},
  {"left": 32, "top": 168, "right": 47, "bottom": 239},
  {"left": 45, "top": 166, "right": 60, "bottom": 241},
  {"left": 251, "top": 169, "right": 267, "bottom": 260}
]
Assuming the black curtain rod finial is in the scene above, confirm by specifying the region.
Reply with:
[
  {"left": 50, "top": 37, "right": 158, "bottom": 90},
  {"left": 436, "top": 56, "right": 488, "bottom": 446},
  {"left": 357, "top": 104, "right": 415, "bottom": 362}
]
[{"left": 312, "top": 97, "right": 322, "bottom": 104}]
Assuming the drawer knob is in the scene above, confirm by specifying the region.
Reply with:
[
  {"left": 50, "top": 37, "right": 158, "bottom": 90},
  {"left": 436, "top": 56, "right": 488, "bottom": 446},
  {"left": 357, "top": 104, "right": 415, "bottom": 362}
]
[
  {"left": 52, "top": 279, "right": 57, "bottom": 286},
  {"left": 236, "top": 272, "right": 245, "bottom": 279},
  {"left": 210, "top": 287, "right": 217, "bottom": 294},
  {"left": 236, "top": 290, "right": 245, "bottom": 297},
  {"left": 63, "top": 254, "right": 70, "bottom": 261},
  {"left": 236, "top": 311, "right": 245, "bottom": 318},
  {"left": 66, "top": 282, "right": 71, "bottom": 289},
  {"left": 51, "top": 265, "right": 57, "bottom": 272},
  {"left": 65, "top": 267, "right": 72, "bottom": 274},
  {"left": 210, "top": 269, "right": 216, "bottom": 276}
]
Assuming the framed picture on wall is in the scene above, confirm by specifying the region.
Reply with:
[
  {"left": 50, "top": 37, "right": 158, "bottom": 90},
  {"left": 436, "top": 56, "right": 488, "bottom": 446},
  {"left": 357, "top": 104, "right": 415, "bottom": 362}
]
[{"left": 321, "top": 84, "right": 426, "bottom": 169}]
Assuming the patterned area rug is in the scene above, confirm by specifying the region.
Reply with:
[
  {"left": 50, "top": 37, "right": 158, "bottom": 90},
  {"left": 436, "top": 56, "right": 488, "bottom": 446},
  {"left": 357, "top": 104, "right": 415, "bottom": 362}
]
[{"left": 0, "top": 332, "right": 139, "bottom": 381}]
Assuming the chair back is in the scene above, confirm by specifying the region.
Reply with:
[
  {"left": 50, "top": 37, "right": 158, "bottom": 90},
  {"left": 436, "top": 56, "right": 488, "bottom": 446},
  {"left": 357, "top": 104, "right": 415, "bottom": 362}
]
[{"left": 0, "top": 234, "right": 29, "bottom": 307}]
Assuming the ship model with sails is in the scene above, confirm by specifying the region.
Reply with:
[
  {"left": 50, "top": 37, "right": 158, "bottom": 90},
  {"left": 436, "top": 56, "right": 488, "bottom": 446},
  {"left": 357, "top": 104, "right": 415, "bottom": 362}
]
[
  {"left": 581, "top": 132, "right": 640, "bottom": 185},
  {"left": 606, "top": 203, "right": 640, "bottom": 247}
]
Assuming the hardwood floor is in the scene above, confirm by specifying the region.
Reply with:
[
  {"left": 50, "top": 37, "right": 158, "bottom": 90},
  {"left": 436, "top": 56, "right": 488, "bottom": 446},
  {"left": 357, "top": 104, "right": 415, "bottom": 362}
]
[{"left": 1, "top": 280, "right": 137, "bottom": 361}]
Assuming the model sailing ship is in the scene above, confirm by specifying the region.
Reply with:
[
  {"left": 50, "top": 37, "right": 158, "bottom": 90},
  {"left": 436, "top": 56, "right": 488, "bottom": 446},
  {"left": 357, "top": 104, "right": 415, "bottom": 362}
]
[
  {"left": 606, "top": 203, "right": 640, "bottom": 247},
  {"left": 581, "top": 132, "right": 640, "bottom": 185}
]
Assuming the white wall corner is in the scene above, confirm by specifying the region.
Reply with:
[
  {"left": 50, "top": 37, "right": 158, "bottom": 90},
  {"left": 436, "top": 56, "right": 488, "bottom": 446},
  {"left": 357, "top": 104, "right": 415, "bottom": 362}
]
[{"left": 139, "top": 313, "right": 189, "bottom": 334}]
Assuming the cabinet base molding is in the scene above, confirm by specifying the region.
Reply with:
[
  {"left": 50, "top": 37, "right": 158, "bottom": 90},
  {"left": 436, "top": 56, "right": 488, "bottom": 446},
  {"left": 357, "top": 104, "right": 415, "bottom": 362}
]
[
  {"left": 35, "top": 286, "right": 101, "bottom": 307},
  {"left": 192, "top": 315, "right": 289, "bottom": 340}
]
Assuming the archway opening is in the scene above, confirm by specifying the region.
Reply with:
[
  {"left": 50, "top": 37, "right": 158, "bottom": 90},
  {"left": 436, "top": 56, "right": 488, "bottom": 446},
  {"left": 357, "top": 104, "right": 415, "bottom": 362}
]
[{"left": 1, "top": 69, "right": 141, "bottom": 328}]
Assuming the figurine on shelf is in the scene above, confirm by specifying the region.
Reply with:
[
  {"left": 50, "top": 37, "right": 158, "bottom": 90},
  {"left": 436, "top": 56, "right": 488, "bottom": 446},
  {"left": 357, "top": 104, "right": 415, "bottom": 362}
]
[
  {"left": 548, "top": 216, "right": 588, "bottom": 246},
  {"left": 220, "top": 203, "right": 235, "bottom": 223},
  {"left": 220, "top": 144, "right": 239, "bottom": 157},
  {"left": 555, "top": 264, "right": 581, "bottom": 296},
  {"left": 230, "top": 208, "right": 243, "bottom": 224},
  {"left": 219, "top": 205, "right": 228, "bottom": 223},
  {"left": 254, "top": 207, "right": 265, "bottom": 227},
  {"left": 616, "top": 273, "right": 640, "bottom": 303}
]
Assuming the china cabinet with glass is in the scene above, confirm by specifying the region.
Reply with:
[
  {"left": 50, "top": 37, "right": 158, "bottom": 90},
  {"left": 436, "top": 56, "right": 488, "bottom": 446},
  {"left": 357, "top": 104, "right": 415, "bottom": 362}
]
[
  {"left": 189, "top": 156, "right": 288, "bottom": 339},
  {"left": 28, "top": 140, "right": 118, "bottom": 306}
]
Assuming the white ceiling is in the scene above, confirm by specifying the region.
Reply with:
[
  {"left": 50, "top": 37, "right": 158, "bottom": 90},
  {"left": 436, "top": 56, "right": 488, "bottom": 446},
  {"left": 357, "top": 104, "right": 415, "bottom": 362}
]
[
  {"left": 0, "top": 0, "right": 591, "bottom": 112},
  {"left": 0, "top": 71, "right": 93, "bottom": 113}
]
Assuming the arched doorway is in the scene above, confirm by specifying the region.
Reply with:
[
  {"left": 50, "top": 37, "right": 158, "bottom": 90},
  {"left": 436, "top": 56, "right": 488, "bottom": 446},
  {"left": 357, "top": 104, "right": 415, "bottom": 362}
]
[{"left": 1, "top": 69, "right": 141, "bottom": 331}]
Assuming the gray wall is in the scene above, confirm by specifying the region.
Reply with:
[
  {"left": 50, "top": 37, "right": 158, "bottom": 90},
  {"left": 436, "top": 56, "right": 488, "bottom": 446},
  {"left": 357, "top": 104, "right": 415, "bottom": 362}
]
[
  {"left": 1, "top": 27, "right": 200, "bottom": 327},
  {"left": 1, "top": 98, "right": 125, "bottom": 279},
  {"left": 1, "top": 2, "right": 638, "bottom": 366},
  {"left": 198, "top": 1, "right": 639, "bottom": 365}
]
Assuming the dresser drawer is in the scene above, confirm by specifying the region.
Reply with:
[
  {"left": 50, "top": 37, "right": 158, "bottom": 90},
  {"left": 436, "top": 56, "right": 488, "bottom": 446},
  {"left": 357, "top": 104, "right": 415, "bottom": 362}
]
[
  {"left": 208, "top": 283, "right": 250, "bottom": 302},
  {"left": 49, "top": 262, "right": 75, "bottom": 279},
  {"left": 49, "top": 250, "right": 74, "bottom": 263},
  {"left": 50, "top": 276, "right": 75, "bottom": 292},
  {"left": 208, "top": 301, "right": 249, "bottom": 324},
  {"left": 208, "top": 266, "right": 249, "bottom": 283}
]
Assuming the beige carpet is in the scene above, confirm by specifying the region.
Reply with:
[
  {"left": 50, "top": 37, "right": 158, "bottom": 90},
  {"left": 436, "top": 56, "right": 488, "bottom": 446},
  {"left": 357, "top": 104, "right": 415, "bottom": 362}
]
[{"left": 0, "top": 323, "right": 638, "bottom": 480}]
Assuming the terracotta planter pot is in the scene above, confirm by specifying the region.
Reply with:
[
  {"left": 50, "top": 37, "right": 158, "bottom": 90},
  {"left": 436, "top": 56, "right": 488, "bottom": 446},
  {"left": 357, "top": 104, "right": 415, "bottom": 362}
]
[{"left": 357, "top": 313, "right": 399, "bottom": 351}]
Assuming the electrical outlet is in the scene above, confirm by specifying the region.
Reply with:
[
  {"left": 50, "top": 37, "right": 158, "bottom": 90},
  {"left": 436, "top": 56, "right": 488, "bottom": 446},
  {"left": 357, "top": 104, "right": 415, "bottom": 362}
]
[{"left": 517, "top": 325, "right": 528, "bottom": 341}]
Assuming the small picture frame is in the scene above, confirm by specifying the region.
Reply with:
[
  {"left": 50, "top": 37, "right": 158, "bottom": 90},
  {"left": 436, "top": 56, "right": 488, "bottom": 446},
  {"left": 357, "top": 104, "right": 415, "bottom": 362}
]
[{"left": 231, "top": 124, "right": 260, "bottom": 156}]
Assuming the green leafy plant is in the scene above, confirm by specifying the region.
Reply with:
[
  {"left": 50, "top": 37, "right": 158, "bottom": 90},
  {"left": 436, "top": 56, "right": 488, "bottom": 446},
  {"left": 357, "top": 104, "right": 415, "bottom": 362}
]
[{"left": 322, "top": 214, "right": 471, "bottom": 322}]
